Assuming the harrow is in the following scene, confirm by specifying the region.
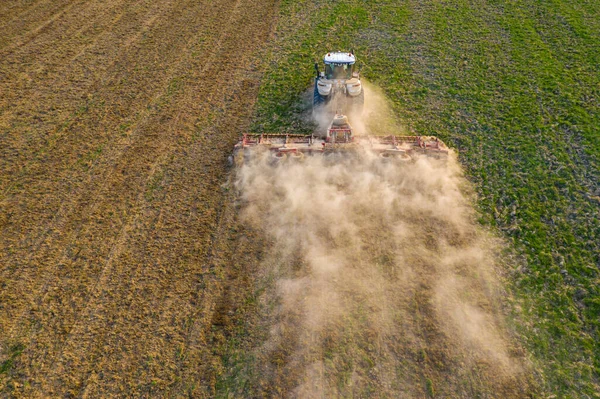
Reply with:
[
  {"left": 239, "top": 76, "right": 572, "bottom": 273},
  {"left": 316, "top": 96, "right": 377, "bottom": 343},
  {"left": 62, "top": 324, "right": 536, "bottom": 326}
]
[{"left": 233, "top": 114, "right": 448, "bottom": 164}]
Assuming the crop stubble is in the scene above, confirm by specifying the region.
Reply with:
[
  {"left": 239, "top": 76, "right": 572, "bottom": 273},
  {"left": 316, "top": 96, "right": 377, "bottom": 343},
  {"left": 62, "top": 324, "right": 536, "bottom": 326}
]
[{"left": 0, "top": 0, "right": 279, "bottom": 396}]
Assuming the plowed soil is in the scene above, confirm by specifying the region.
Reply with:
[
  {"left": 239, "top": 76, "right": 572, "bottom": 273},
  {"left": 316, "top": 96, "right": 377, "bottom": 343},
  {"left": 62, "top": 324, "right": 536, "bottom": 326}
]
[{"left": 0, "top": 0, "right": 279, "bottom": 397}]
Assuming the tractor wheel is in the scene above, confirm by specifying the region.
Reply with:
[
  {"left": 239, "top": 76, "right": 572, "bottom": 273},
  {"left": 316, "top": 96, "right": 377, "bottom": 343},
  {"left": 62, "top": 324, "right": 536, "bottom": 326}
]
[{"left": 313, "top": 78, "right": 325, "bottom": 109}]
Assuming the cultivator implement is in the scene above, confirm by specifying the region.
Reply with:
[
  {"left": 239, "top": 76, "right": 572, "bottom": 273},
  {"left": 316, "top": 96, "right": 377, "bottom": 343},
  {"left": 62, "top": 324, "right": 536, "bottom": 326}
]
[{"left": 233, "top": 114, "right": 448, "bottom": 163}]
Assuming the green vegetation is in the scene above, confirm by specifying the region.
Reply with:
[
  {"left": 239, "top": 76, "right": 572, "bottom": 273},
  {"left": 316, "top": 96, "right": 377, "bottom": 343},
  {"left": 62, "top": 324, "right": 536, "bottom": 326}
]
[
  {"left": 0, "top": 344, "right": 24, "bottom": 375},
  {"left": 247, "top": 0, "right": 600, "bottom": 396}
]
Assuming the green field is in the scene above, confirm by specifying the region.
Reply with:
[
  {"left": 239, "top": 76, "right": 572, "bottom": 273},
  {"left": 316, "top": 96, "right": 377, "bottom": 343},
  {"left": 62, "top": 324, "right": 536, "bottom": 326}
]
[{"left": 243, "top": 0, "right": 599, "bottom": 397}]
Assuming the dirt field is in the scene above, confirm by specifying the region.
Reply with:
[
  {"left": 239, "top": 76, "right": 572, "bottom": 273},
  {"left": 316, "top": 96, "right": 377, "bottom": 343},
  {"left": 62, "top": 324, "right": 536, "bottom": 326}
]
[
  {"left": 6, "top": 0, "right": 592, "bottom": 397},
  {"left": 0, "top": 0, "right": 278, "bottom": 396}
]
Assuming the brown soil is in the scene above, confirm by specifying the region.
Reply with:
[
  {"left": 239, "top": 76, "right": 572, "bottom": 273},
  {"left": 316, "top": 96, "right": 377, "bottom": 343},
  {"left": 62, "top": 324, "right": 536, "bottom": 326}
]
[
  {"left": 0, "top": 1, "right": 538, "bottom": 398},
  {"left": 0, "top": 0, "right": 279, "bottom": 397}
]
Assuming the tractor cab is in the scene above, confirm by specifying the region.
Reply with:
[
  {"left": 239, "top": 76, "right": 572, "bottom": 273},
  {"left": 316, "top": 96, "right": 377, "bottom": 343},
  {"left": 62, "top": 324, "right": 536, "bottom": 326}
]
[{"left": 323, "top": 52, "right": 356, "bottom": 80}]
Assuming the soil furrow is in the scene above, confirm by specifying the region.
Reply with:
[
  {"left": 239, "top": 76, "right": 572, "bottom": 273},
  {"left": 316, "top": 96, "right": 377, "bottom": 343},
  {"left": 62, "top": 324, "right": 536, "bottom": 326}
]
[
  {"left": 0, "top": 0, "right": 279, "bottom": 396},
  {"left": 0, "top": 0, "right": 47, "bottom": 22},
  {"left": 0, "top": 0, "right": 180, "bottom": 190},
  {"left": 45, "top": 3, "right": 278, "bottom": 395},
  {"left": 0, "top": 0, "right": 73, "bottom": 49},
  {"left": 0, "top": 0, "right": 236, "bottom": 336}
]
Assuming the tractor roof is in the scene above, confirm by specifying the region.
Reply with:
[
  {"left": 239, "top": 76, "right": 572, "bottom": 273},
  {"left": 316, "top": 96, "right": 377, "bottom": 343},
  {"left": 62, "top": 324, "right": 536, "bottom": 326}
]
[{"left": 323, "top": 52, "right": 355, "bottom": 64}]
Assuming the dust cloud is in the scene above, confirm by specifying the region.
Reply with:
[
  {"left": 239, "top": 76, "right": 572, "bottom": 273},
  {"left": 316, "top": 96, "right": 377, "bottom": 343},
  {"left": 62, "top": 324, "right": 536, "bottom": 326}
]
[{"left": 233, "top": 84, "right": 529, "bottom": 397}]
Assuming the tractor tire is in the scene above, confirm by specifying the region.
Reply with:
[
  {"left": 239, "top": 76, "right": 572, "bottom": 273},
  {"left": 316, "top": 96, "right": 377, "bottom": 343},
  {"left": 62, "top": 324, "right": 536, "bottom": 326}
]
[{"left": 313, "top": 78, "right": 325, "bottom": 109}]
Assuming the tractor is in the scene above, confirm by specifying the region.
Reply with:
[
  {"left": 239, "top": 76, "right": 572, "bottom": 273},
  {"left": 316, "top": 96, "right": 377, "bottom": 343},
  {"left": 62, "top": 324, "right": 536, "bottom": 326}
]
[
  {"left": 231, "top": 52, "right": 449, "bottom": 165},
  {"left": 313, "top": 51, "right": 364, "bottom": 115}
]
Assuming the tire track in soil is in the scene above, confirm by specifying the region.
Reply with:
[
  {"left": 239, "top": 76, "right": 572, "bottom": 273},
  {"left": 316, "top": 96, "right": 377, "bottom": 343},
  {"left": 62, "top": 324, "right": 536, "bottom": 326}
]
[
  {"left": 45, "top": 3, "right": 280, "bottom": 396},
  {"left": 0, "top": 0, "right": 279, "bottom": 396},
  {"left": 0, "top": 0, "right": 201, "bottom": 335},
  {"left": 0, "top": 0, "right": 74, "bottom": 50},
  {"left": 0, "top": 0, "right": 46, "bottom": 22},
  {"left": 0, "top": 0, "right": 180, "bottom": 190}
]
